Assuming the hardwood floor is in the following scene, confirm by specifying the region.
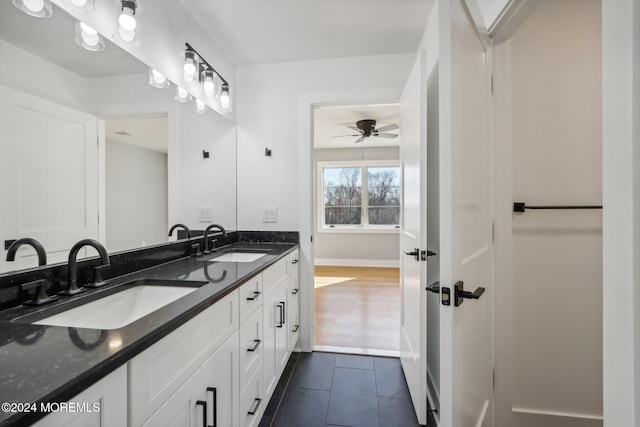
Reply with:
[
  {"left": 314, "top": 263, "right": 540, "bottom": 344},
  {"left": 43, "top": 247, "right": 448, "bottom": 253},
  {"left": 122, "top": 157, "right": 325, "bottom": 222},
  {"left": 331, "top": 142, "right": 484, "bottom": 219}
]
[{"left": 314, "top": 266, "right": 400, "bottom": 353}]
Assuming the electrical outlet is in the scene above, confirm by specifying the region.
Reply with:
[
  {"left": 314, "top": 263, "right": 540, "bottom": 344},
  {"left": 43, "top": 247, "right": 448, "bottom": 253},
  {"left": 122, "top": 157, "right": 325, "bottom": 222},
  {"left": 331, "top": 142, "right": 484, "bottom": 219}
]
[
  {"left": 262, "top": 207, "right": 278, "bottom": 223},
  {"left": 199, "top": 207, "right": 213, "bottom": 222}
]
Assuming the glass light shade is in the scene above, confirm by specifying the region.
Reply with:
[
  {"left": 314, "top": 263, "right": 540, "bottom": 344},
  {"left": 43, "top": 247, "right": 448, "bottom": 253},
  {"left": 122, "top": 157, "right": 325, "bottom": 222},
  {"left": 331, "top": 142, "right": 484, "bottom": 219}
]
[
  {"left": 219, "top": 85, "right": 231, "bottom": 110},
  {"left": 75, "top": 21, "right": 105, "bottom": 52},
  {"left": 113, "top": 1, "right": 139, "bottom": 46},
  {"left": 175, "top": 86, "right": 190, "bottom": 103},
  {"left": 195, "top": 99, "right": 207, "bottom": 114},
  {"left": 183, "top": 51, "right": 198, "bottom": 83},
  {"left": 13, "top": 0, "right": 53, "bottom": 18},
  {"left": 148, "top": 68, "right": 169, "bottom": 89},
  {"left": 119, "top": 6, "right": 136, "bottom": 31},
  {"left": 201, "top": 69, "right": 216, "bottom": 96}
]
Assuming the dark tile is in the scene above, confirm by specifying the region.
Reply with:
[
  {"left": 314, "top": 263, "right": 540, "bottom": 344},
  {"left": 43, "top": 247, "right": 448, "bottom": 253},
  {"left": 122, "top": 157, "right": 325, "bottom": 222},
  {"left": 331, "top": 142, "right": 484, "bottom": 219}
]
[
  {"left": 289, "top": 352, "right": 336, "bottom": 390},
  {"left": 378, "top": 396, "right": 421, "bottom": 427},
  {"left": 374, "top": 357, "right": 410, "bottom": 399},
  {"left": 271, "top": 388, "right": 331, "bottom": 427},
  {"left": 326, "top": 368, "right": 380, "bottom": 427},
  {"left": 335, "top": 354, "right": 375, "bottom": 370},
  {"left": 258, "top": 415, "right": 273, "bottom": 427}
]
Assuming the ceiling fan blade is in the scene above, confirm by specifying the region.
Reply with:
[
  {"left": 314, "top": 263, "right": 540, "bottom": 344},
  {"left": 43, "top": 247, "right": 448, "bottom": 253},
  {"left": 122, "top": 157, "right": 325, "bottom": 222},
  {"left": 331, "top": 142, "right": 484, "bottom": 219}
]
[
  {"left": 354, "top": 136, "right": 364, "bottom": 143},
  {"left": 374, "top": 133, "right": 399, "bottom": 139},
  {"left": 376, "top": 124, "right": 399, "bottom": 133},
  {"left": 330, "top": 134, "right": 361, "bottom": 138},
  {"left": 347, "top": 125, "right": 361, "bottom": 132}
]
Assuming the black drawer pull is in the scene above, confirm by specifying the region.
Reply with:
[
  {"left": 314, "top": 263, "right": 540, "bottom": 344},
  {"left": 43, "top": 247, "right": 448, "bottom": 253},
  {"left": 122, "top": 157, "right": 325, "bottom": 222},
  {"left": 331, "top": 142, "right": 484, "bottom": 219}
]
[
  {"left": 246, "top": 291, "right": 261, "bottom": 301},
  {"left": 292, "top": 325, "right": 299, "bottom": 333},
  {"left": 291, "top": 259, "right": 299, "bottom": 264},
  {"left": 195, "top": 400, "right": 207, "bottom": 427},
  {"left": 247, "top": 339, "right": 262, "bottom": 352},
  {"left": 291, "top": 288, "right": 299, "bottom": 295},
  {"left": 207, "top": 387, "right": 217, "bottom": 427},
  {"left": 248, "top": 397, "right": 262, "bottom": 415}
]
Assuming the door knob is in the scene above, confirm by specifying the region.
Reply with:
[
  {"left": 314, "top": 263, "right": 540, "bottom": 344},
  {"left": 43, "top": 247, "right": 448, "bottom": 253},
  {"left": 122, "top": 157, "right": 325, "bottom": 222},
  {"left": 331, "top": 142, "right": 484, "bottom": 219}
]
[
  {"left": 403, "top": 248, "right": 420, "bottom": 261},
  {"left": 425, "top": 281, "right": 440, "bottom": 294}
]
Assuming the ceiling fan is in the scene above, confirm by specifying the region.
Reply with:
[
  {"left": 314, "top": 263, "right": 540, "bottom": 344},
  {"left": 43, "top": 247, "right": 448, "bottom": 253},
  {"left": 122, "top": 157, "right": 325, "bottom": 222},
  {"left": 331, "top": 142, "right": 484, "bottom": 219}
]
[{"left": 331, "top": 119, "right": 399, "bottom": 143}]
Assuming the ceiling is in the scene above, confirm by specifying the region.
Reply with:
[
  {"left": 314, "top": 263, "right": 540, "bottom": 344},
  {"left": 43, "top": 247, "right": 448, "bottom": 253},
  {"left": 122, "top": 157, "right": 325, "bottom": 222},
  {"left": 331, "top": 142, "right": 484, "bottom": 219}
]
[
  {"left": 106, "top": 116, "right": 168, "bottom": 153},
  {"left": 179, "top": 0, "right": 434, "bottom": 65},
  {"left": 314, "top": 104, "right": 400, "bottom": 150}
]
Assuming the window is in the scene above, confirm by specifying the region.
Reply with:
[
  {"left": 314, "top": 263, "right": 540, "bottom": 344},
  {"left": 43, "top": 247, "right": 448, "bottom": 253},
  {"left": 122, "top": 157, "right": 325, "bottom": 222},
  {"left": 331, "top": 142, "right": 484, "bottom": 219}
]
[{"left": 318, "top": 161, "right": 400, "bottom": 231}]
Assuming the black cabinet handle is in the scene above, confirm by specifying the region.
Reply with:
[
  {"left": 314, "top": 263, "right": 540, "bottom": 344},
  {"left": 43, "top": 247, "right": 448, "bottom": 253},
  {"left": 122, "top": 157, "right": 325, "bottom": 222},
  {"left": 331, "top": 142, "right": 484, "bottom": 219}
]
[
  {"left": 195, "top": 400, "right": 207, "bottom": 427},
  {"left": 247, "top": 339, "right": 262, "bottom": 352},
  {"left": 246, "top": 290, "right": 261, "bottom": 301},
  {"left": 276, "top": 303, "right": 285, "bottom": 328},
  {"left": 292, "top": 325, "right": 299, "bottom": 333},
  {"left": 291, "top": 288, "right": 299, "bottom": 295},
  {"left": 207, "top": 387, "right": 217, "bottom": 427},
  {"left": 247, "top": 397, "right": 262, "bottom": 415},
  {"left": 291, "top": 259, "right": 299, "bottom": 264}
]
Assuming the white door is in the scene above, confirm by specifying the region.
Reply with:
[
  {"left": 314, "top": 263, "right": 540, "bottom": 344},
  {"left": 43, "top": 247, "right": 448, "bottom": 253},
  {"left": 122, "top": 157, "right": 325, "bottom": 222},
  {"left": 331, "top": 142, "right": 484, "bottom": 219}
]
[
  {"left": 399, "top": 50, "right": 429, "bottom": 425},
  {"left": 0, "top": 85, "right": 99, "bottom": 272},
  {"left": 438, "top": 1, "right": 494, "bottom": 426}
]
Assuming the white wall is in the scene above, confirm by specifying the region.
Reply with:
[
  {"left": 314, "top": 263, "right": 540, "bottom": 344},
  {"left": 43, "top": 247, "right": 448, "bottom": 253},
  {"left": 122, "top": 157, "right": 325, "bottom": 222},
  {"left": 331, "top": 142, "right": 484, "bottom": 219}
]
[
  {"left": 602, "top": 0, "right": 640, "bottom": 426},
  {"left": 105, "top": 139, "right": 168, "bottom": 251},
  {"left": 236, "top": 53, "right": 415, "bottom": 350},
  {"left": 494, "top": 1, "right": 603, "bottom": 426},
  {"left": 314, "top": 146, "right": 400, "bottom": 267}
]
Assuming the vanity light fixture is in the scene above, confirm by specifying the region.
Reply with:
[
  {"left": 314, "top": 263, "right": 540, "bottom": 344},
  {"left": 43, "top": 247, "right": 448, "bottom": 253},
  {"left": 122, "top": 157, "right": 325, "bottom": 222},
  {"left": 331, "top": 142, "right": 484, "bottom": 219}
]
[
  {"left": 114, "top": 0, "right": 139, "bottom": 45},
  {"left": 13, "top": 0, "right": 53, "bottom": 18},
  {"left": 184, "top": 43, "right": 231, "bottom": 112},
  {"left": 195, "top": 99, "right": 207, "bottom": 114},
  {"left": 75, "top": 21, "right": 105, "bottom": 52},
  {"left": 63, "top": 0, "right": 94, "bottom": 12},
  {"left": 148, "top": 68, "right": 169, "bottom": 89},
  {"left": 175, "top": 86, "right": 190, "bottom": 103}
]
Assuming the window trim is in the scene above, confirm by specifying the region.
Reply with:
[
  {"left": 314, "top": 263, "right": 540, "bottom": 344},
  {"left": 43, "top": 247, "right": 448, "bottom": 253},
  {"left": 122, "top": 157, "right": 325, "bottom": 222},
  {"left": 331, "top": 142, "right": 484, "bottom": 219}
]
[{"left": 316, "top": 160, "right": 401, "bottom": 233}]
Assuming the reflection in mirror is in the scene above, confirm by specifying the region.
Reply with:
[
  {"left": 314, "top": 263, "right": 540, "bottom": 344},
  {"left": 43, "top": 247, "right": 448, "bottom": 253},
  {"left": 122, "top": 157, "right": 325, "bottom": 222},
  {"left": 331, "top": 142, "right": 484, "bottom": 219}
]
[{"left": 0, "top": 2, "right": 237, "bottom": 274}]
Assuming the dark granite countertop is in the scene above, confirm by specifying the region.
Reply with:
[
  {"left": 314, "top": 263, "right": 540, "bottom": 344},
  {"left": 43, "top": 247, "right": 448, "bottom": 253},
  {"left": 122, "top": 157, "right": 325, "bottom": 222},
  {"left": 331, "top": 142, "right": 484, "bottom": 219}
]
[{"left": 0, "top": 241, "right": 298, "bottom": 426}]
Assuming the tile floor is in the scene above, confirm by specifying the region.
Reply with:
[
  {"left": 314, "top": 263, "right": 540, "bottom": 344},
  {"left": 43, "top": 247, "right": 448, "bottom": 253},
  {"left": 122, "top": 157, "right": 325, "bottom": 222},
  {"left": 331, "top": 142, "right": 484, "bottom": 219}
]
[{"left": 259, "top": 352, "right": 428, "bottom": 427}]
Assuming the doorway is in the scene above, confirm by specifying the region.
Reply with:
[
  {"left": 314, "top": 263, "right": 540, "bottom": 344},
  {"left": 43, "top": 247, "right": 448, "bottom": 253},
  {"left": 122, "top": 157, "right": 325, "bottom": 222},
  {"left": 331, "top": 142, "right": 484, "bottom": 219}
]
[{"left": 312, "top": 103, "right": 402, "bottom": 356}]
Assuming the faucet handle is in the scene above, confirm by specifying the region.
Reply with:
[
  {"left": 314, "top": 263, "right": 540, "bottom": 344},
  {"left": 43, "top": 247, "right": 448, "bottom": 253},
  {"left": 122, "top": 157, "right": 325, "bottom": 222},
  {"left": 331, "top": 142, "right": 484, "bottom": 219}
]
[
  {"left": 86, "top": 264, "right": 111, "bottom": 288},
  {"left": 21, "top": 279, "right": 58, "bottom": 306},
  {"left": 203, "top": 239, "right": 217, "bottom": 254},
  {"left": 191, "top": 243, "right": 202, "bottom": 257}
]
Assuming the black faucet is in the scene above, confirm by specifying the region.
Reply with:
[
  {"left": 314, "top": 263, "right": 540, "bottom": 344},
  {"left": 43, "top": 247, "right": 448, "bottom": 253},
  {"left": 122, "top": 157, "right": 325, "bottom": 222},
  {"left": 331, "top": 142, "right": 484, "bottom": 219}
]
[
  {"left": 203, "top": 224, "right": 226, "bottom": 254},
  {"left": 61, "top": 239, "right": 110, "bottom": 296},
  {"left": 169, "top": 223, "right": 192, "bottom": 239},
  {"left": 6, "top": 238, "right": 47, "bottom": 266}
]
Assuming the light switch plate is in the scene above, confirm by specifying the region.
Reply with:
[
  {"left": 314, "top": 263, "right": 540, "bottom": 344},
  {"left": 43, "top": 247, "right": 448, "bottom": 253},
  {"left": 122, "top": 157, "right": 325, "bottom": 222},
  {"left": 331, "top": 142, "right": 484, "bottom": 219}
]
[
  {"left": 262, "top": 207, "right": 278, "bottom": 223},
  {"left": 199, "top": 207, "right": 213, "bottom": 222}
]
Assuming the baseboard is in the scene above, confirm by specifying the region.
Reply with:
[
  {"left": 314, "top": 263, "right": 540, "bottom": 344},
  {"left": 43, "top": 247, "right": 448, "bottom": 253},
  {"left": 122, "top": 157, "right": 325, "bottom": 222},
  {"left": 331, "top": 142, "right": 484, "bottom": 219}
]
[
  {"left": 314, "top": 258, "right": 400, "bottom": 268},
  {"left": 313, "top": 345, "right": 400, "bottom": 358},
  {"left": 512, "top": 407, "right": 603, "bottom": 427}
]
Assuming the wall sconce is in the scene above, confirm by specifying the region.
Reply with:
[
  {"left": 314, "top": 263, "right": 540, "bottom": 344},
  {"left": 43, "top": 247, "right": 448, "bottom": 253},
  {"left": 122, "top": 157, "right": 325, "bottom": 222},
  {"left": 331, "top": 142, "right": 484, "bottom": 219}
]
[
  {"left": 148, "top": 68, "right": 169, "bottom": 89},
  {"left": 13, "top": 0, "right": 53, "bottom": 18},
  {"left": 175, "top": 86, "right": 190, "bottom": 103},
  {"left": 62, "top": 0, "right": 94, "bottom": 12},
  {"left": 184, "top": 43, "right": 232, "bottom": 113},
  {"left": 114, "top": 0, "right": 139, "bottom": 46},
  {"left": 75, "top": 21, "right": 105, "bottom": 52}
]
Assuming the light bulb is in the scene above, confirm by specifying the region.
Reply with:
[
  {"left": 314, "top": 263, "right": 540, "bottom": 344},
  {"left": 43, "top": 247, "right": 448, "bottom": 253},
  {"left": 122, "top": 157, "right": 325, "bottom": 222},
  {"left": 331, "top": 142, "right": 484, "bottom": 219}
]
[
  {"left": 183, "top": 51, "right": 197, "bottom": 82},
  {"left": 149, "top": 69, "right": 169, "bottom": 89},
  {"left": 23, "top": 0, "right": 44, "bottom": 12},
  {"left": 202, "top": 70, "right": 215, "bottom": 96},
  {"left": 79, "top": 22, "right": 99, "bottom": 46},
  {"left": 70, "top": 0, "right": 87, "bottom": 6},
  {"left": 220, "top": 86, "right": 230, "bottom": 110},
  {"left": 152, "top": 70, "right": 165, "bottom": 84},
  {"left": 195, "top": 99, "right": 207, "bottom": 114},
  {"left": 119, "top": 6, "right": 136, "bottom": 32},
  {"left": 119, "top": 26, "right": 136, "bottom": 42}
]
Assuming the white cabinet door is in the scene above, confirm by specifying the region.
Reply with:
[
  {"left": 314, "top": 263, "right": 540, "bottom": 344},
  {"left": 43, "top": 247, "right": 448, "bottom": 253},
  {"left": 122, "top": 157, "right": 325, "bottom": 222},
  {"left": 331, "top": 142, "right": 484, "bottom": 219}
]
[
  {"left": 33, "top": 366, "right": 126, "bottom": 427},
  {"left": 0, "top": 84, "right": 100, "bottom": 272},
  {"left": 287, "top": 251, "right": 300, "bottom": 351},
  {"left": 239, "top": 306, "right": 264, "bottom": 393},
  {"left": 275, "top": 284, "right": 289, "bottom": 374},
  {"left": 239, "top": 365, "right": 265, "bottom": 427},
  {"left": 142, "top": 332, "right": 240, "bottom": 427},
  {"left": 262, "top": 276, "right": 289, "bottom": 399}
]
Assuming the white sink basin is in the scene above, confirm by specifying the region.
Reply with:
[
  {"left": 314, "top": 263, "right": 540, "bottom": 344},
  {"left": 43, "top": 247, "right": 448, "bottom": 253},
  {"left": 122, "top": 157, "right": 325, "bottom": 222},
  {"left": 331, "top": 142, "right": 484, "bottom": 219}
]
[
  {"left": 211, "top": 252, "right": 267, "bottom": 263},
  {"left": 33, "top": 285, "right": 196, "bottom": 330}
]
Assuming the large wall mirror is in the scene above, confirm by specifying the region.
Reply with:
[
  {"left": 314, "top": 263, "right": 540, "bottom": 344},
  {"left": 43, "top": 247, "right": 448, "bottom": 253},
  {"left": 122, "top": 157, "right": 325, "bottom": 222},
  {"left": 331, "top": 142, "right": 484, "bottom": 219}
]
[{"left": 0, "top": 2, "right": 237, "bottom": 273}]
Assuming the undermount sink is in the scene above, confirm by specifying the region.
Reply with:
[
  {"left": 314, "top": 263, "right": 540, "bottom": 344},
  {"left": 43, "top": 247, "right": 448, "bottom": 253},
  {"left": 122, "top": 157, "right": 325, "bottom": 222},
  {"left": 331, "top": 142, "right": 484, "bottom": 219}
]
[
  {"left": 29, "top": 280, "right": 204, "bottom": 330},
  {"left": 211, "top": 252, "right": 267, "bottom": 263}
]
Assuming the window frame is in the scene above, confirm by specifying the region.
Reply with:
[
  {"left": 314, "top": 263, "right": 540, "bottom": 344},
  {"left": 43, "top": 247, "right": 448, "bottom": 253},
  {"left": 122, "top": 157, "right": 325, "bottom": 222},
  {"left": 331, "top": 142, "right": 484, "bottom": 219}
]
[{"left": 316, "top": 160, "right": 401, "bottom": 234}]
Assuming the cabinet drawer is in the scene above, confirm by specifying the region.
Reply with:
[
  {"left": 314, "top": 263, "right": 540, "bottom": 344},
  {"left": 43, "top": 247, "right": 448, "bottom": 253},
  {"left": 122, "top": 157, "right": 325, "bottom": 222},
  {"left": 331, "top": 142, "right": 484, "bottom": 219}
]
[
  {"left": 240, "top": 364, "right": 264, "bottom": 427},
  {"left": 239, "top": 307, "right": 263, "bottom": 393},
  {"left": 239, "top": 274, "right": 263, "bottom": 324},
  {"left": 129, "top": 290, "right": 239, "bottom": 427},
  {"left": 262, "top": 258, "right": 288, "bottom": 297}
]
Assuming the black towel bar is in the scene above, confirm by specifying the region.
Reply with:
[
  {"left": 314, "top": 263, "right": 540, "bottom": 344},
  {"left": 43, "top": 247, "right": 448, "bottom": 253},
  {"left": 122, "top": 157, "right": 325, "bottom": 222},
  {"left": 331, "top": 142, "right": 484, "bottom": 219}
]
[{"left": 513, "top": 202, "right": 602, "bottom": 213}]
